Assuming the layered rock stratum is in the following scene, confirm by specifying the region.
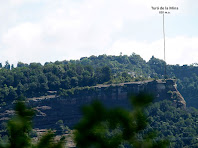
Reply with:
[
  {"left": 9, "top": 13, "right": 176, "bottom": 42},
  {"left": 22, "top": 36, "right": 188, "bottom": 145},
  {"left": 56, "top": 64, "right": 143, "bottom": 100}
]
[{"left": 0, "top": 79, "right": 186, "bottom": 130}]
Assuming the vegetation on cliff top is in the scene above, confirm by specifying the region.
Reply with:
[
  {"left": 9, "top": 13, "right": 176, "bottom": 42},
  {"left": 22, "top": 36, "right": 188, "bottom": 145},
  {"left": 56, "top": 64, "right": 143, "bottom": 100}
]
[{"left": 0, "top": 53, "right": 198, "bottom": 107}]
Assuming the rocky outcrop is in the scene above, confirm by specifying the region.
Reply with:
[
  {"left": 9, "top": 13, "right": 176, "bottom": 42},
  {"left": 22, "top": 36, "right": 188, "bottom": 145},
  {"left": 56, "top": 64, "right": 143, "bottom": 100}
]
[
  {"left": 26, "top": 79, "right": 186, "bottom": 129},
  {"left": 0, "top": 79, "right": 186, "bottom": 130}
]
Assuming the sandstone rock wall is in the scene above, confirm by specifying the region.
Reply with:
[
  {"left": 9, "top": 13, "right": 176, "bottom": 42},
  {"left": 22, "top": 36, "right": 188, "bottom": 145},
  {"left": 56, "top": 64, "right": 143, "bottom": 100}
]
[{"left": 28, "top": 79, "right": 186, "bottom": 129}]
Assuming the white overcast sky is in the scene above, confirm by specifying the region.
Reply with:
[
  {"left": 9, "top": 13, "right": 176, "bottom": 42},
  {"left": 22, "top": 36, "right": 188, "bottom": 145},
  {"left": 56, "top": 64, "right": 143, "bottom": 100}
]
[{"left": 0, "top": 0, "right": 197, "bottom": 66}]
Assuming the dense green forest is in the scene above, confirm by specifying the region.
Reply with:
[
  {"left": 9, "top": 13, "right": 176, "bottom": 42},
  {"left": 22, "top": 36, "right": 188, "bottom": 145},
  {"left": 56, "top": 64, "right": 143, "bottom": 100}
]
[
  {"left": 0, "top": 53, "right": 198, "bottom": 107},
  {"left": 1, "top": 53, "right": 198, "bottom": 147},
  {"left": 145, "top": 100, "right": 198, "bottom": 147}
]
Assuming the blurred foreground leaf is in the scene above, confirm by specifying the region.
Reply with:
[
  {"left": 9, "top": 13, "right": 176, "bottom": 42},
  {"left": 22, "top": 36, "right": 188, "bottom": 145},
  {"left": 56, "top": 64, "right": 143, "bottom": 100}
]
[
  {"left": 0, "top": 99, "right": 65, "bottom": 148},
  {"left": 74, "top": 93, "right": 169, "bottom": 148}
]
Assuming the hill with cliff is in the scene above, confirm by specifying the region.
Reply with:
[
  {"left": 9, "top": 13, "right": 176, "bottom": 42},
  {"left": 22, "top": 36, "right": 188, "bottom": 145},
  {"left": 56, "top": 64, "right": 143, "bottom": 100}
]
[
  {"left": 0, "top": 53, "right": 198, "bottom": 108},
  {"left": 29, "top": 79, "right": 186, "bottom": 128},
  {"left": 0, "top": 79, "right": 185, "bottom": 128},
  {"left": 1, "top": 54, "right": 198, "bottom": 147},
  {"left": 2, "top": 79, "right": 198, "bottom": 147}
]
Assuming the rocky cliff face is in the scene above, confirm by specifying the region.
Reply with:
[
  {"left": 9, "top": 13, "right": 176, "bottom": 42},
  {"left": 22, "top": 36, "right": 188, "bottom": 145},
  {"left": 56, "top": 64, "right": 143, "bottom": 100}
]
[
  {"left": 26, "top": 79, "right": 186, "bottom": 129},
  {"left": 0, "top": 79, "right": 186, "bottom": 131}
]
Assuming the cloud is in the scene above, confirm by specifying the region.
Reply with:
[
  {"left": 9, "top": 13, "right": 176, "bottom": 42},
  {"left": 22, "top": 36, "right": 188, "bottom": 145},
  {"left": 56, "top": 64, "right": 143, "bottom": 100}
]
[
  {"left": 106, "top": 36, "right": 198, "bottom": 65},
  {"left": 0, "top": 0, "right": 197, "bottom": 66},
  {"left": 1, "top": 0, "right": 154, "bottom": 64}
]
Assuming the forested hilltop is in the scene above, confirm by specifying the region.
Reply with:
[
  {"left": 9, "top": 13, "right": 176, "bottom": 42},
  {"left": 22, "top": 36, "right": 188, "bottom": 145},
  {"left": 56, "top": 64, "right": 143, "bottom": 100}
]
[
  {"left": 0, "top": 53, "right": 198, "bottom": 107},
  {"left": 2, "top": 53, "right": 198, "bottom": 147}
]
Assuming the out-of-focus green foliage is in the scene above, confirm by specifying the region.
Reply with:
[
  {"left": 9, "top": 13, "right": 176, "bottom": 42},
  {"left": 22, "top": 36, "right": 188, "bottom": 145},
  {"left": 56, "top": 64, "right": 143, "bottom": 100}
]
[
  {"left": 0, "top": 100, "right": 65, "bottom": 148},
  {"left": 5, "top": 101, "right": 35, "bottom": 148},
  {"left": 34, "top": 130, "right": 65, "bottom": 148},
  {"left": 74, "top": 94, "right": 169, "bottom": 148}
]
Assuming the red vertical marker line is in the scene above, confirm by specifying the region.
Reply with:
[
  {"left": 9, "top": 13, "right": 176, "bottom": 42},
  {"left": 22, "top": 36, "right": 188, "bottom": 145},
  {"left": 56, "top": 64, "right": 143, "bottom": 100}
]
[{"left": 163, "top": 13, "right": 166, "bottom": 79}]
